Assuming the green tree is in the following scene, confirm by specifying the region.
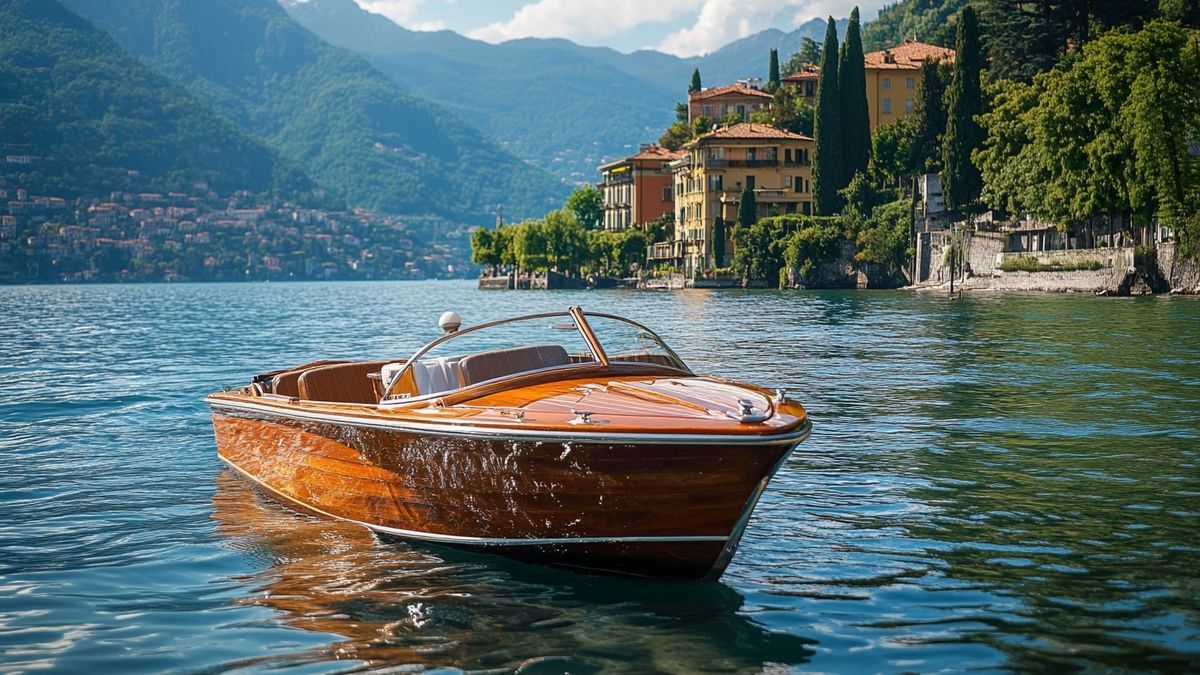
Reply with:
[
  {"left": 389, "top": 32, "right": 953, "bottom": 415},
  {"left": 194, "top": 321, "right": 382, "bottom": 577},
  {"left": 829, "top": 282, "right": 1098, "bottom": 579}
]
[
  {"left": 759, "top": 86, "right": 814, "bottom": 136},
  {"left": 870, "top": 118, "right": 918, "bottom": 185},
  {"left": 689, "top": 68, "right": 702, "bottom": 94},
  {"left": 781, "top": 217, "right": 842, "bottom": 286},
  {"left": 813, "top": 16, "right": 844, "bottom": 215},
  {"left": 513, "top": 220, "right": 548, "bottom": 271},
  {"left": 470, "top": 226, "right": 499, "bottom": 271},
  {"left": 839, "top": 7, "right": 870, "bottom": 182},
  {"left": 784, "top": 37, "right": 822, "bottom": 74},
  {"left": 737, "top": 186, "right": 757, "bottom": 230},
  {"left": 942, "top": 6, "right": 985, "bottom": 210},
  {"left": 566, "top": 185, "right": 603, "bottom": 229},
  {"left": 910, "top": 60, "right": 949, "bottom": 172},
  {"left": 712, "top": 216, "right": 727, "bottom": 267},
  {"left": 659, "top": 122, "right": 692, "bottom": 151},
  {"left": 766, "top": 48, "right": 781, "bottom": 93},
  {"left": 975, "top": 20, "right": 1200, "bottom": 247}
]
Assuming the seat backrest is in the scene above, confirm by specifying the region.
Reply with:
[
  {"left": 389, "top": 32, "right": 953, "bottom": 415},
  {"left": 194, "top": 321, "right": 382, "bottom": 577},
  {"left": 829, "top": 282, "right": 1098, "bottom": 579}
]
[
  {"left": 270, "top": 360, "right": 349, "bottom": 398},
  {"left": 458, "top": 344, "right": 570, "bottom": 386},
  {"left": 297, "top": 361, "right": 387, "bottom": 403}
]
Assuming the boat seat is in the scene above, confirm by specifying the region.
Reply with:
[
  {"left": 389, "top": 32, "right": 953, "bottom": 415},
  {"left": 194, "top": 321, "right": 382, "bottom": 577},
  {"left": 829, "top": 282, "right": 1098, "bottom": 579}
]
[
  {"left": 270, "top": 359, "right": 349, "bottom": 398},
  {"left": 297, "top": 361, "right": 387, "bottom": 404},
  {"left": 459, "top": 344, "right": 570, "bottom": 386}
]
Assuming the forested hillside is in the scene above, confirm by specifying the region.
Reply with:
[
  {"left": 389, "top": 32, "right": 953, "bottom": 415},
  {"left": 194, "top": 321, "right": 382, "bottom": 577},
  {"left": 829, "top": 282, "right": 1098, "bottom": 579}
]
[
  {"left": 0, "top": 0, "right": 311, "bottom": 199},
  {"left": 62, "top": 0, "right": 567, "bottom": 221},
  {"left": 281, "top": 0, "right": 830, "bottom": 181}
]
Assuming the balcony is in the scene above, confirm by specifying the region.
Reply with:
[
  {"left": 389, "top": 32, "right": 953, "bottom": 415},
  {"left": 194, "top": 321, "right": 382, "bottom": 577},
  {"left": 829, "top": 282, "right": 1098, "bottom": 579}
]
[
  {"left": 702, "top": 159, "right": 779, "bottom": 169},
  {"left": 783, "top": 158, "right": 811, "bottom": 167}
]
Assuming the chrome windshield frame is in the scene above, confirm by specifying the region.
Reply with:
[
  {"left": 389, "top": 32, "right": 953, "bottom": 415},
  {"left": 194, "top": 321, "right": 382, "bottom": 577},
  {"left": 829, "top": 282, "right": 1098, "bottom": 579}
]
[{"left": 379, "top": 306, "right": 690, "bottom": 404}]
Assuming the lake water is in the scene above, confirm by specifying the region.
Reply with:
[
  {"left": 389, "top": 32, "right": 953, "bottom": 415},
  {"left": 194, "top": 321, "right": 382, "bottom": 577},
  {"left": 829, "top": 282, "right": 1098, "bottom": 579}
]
[{"left": 1, "top": 281, "right": 1198, "bottom": 673}]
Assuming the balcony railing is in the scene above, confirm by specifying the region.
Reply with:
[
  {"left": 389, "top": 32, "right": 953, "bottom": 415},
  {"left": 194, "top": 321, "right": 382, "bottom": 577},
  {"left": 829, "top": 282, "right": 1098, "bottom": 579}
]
[
  {"left": 783, "top": 158, "right": 811, "bottom": 167},
  {"left": 703, "top": 159, "right": 780, "bottom": 169}
]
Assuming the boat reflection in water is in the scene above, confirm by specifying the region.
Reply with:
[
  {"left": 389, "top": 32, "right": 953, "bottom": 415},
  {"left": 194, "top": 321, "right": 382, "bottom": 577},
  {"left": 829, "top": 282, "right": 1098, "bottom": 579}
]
[{"left": 211, "top": 473, "right": 816, "bottom": 672}]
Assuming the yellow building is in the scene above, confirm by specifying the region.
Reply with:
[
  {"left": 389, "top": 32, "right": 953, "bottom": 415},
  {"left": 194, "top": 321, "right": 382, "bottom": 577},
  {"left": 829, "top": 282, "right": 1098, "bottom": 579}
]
[
  {"left": 863, "top": 41, "right": 955, "bottom": 129},
  {"left": 782, "top": 41, "right": 956, "bottom": 130},
  {"left": 662, "top": 123, "right": 814, "bottom": 276}
]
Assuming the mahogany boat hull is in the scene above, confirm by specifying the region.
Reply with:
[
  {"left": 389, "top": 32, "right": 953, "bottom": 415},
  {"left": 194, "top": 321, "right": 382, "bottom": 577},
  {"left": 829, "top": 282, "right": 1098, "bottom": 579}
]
[{"left": 208, "top": 404, "right": 810, "bottom": 580}]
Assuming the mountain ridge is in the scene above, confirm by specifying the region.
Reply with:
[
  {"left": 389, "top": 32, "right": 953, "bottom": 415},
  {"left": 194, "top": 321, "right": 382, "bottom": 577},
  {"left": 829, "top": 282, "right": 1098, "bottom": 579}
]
[
  {"left": 62, "top": 0, "right": 567, "bottom": 221},
  {"left": 281, "top": 0, "right": 833, "bottom": 181}
]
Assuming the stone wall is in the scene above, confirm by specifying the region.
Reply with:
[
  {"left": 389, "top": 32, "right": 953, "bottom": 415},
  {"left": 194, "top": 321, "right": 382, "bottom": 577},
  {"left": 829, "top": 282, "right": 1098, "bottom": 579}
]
[{"left": 1158, "top": 242, "right": 1200, "bottom": 293}]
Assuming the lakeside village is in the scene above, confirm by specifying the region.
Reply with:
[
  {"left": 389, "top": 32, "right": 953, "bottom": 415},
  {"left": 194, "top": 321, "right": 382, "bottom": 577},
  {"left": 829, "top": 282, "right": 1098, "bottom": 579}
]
[
  {"left": 474, "top": 10, "right": 1200, "bottom": 295},
  {"left": 0, "top": 181, "right": 468, "bottom": 284}
]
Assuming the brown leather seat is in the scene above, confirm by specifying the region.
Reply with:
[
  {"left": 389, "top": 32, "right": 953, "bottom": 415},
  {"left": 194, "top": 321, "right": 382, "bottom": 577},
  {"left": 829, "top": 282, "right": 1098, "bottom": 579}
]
[
  {"left": 459, "top": 345, "right": 570, "bottom": 386},
  {"left": 297, "top": 361, "right": 387, "bottom": 403},
  {"left": 270, "top": 360, "right": 349, "bottom": 398}
]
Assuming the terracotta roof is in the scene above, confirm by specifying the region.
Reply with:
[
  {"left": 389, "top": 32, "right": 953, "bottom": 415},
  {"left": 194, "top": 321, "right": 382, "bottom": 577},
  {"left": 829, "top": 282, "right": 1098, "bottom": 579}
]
[
  {"left": 863, "top": 41, "right": 955, "bottom": 70},
  {"left": 598, "top": 145, "right": 684, "bottom": 171},
  {"left": 782, "top": 64, "right": 821, "bottom": 81},
  {"left": 629, "top": 145, "right": 685, "bottom": 161},
  {"left": 688, "top": 122, "right": 812, "bottom": 145},
  {"left": 689, "top": 83, "right": 774, "bottom": 101}
]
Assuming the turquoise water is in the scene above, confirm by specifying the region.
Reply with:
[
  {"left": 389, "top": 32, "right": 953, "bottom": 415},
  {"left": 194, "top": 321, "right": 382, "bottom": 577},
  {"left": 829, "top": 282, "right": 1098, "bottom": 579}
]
[{"left": 1, "top": 281, "right": 1198, "bottom": 673}]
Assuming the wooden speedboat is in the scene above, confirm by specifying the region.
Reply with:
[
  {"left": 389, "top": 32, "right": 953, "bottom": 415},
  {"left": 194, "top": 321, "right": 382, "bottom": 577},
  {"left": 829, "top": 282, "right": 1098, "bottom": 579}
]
[{"left": 206, "top": 306, "right": 811, "bottom": 580}]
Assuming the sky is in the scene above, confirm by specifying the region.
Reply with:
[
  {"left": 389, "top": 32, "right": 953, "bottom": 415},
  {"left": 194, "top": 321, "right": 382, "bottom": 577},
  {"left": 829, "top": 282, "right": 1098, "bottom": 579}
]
[{"left": 352, "top": 0, "right": 889, "bottom": 57}]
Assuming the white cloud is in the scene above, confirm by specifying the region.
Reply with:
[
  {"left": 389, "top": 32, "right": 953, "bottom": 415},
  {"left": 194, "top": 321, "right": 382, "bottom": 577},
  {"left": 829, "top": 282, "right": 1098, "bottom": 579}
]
[
  {"left": 354, "top": 0, "right": 426, "bottom": 26},
  {"left": 658, "top": 0, "right": 890, "bottom": 57},
  {"left": 468, "top": 0, "right": 701, "bottom": 46},
  {"left": 658, "top": 0, "right": 801, "bottom": 57}
]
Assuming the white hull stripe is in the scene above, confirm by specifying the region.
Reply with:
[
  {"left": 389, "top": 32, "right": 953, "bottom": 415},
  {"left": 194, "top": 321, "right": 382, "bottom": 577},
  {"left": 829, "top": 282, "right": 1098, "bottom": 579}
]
[
  {"left": 221, "top": 456, "right": 729, "bottom": 546},
  {"left": 207, "top": 396, "right": 812, "bottom": 446}
]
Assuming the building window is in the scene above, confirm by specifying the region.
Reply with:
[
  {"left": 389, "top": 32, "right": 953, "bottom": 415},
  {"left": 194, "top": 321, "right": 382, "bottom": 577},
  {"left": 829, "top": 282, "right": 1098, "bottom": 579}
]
[
  {"left": 703, "top": 105, "right": 712, "bottom": 118},
  {"left": 708, "top": 147, "right": 724, "bottom": 160},
  {"left": 785, "top": 175, "right": 792, "bottom": 187},
  {"left": 906, "top": 77, "right": 915, "bottom": 90},
  {"left": 737, "top": 104, "right": 746, "bottom": 118},
  {"left": 805, "top": 82, "right": 815, "bottom": 97},
  {"left": 882, "top": 98, "right": 892, "bottom": 114},
  {"left": 882, "top": 77, "right": 891, "bottom": 89},
  {"left": 663, "top": 185, "right": 672, "bottom": 201},
  {"left": 746, "top": 175, "right": 755, "bottom": 189},
  {"left": 904, "top": 98, "right": 914, "bottom": 114},
  {"left": 802, "top": 201, "right": 812, "bottom": 215},
  {"left": 797, "top": 148, "right": 809, "bottom": 164},
  {"left": 707, "top": 174, "right": 723, "bottom": 192},
  {"left": 793, "top": 177, "right": 802, "bottom": 193}
]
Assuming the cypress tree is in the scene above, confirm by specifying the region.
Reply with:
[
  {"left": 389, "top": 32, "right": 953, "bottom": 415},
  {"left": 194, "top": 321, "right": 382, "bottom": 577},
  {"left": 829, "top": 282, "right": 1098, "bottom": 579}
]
[
  {"left": 712, "top": 216, "right": 726, "bottom": 267},
  {"left": 813, "top": 17, "right": 843, "bottom": 216},
  {"left": 911, "top": 60, "right": 947, "bottom": 172},
  {"left": 766, "top": 48, "right": 781, "bottom": 92},
  {"left": 839, "top": 7, "right": 869, "bottom": 183},
  {"left": 737, "top": 187, "right": 756, "bottom": 230},
  {"left": 943, "top": 6, "right": 985, "bottom": 209},
  {"left": 689, "top": 68, "right": 702, "bottom": 93}
]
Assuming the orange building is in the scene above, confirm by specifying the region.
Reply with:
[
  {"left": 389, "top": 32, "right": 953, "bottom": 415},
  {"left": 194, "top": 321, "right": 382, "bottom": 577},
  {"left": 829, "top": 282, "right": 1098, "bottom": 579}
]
[
  {"left": 687, "top": 83, "right": 774, "bottom": 125},
  {"left": 598, "top": 145, "right": 682, "bottom": 231},
  {"left": 782, "top": 41, "right": 955, "bottom": 130}
]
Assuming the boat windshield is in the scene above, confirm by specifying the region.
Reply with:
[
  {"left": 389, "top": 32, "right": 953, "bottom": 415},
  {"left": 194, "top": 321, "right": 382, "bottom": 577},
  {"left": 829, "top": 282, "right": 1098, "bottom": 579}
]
[
  {"left": 582, "top": 313, "right": 689, "bottom": 372},
  {"left": 380, "top": 309, "right": 689, "bottom": 402}
]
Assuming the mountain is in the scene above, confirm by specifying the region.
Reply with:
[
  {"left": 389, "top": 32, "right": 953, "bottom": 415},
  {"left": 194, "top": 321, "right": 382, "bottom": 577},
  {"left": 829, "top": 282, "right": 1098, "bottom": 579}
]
[
  {"left": 62, "top": 0, "right": 567, "bottom": 222},
  {"left": 861, "top": 0, "right": 965, "bottom": 51},
  {"left": 280, "top": 0, "right": 833, "bottom": 182},
  {"left": 0, "top": 0, "right": 311, "bottom": 199}
]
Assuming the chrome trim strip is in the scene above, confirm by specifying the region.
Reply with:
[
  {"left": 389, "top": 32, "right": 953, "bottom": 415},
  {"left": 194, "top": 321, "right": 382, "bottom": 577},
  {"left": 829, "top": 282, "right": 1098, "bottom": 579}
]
[
  {"left": 220, "top": 456, "right": 728, "bottom": 546},
  {"left": 703, "top": 439, "right": 804, "bottom": 580},
  {"left": 206, "top": 396, "right": 813, "bottom": 446}
]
